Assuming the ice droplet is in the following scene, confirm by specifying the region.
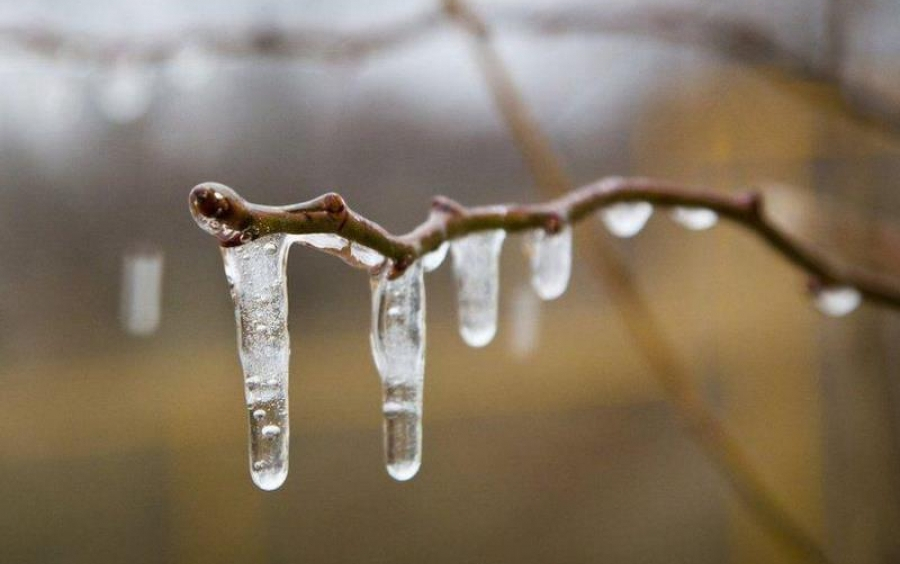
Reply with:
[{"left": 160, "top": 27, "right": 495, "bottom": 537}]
[
  {"left": 814, "top": 285, "right": 861, "bottom": 317},
  {"left": 670, "top": 206, "right": 718, "bottom": 230},
  {"left": 422, "top": 242, "right": 449, "bottom": 272},
  {"left": 96, "top": 60, "right": 154, "bottom": 124},
  {"left": 370, "top": 261, "right": 426, "bottom": 481},
  {"left": 450, "top": 230, "right": 506, "bottom": 347},
  {"left": 350, "top": 242, "right": 384, "bottom": 268},
  {"left": 600, "top": 202, "right": 653, "bottom": 238},
  {"left": 222, "top": 233, "right": 293, "bottom": 491},
  {"left": 167, "top": 43, "right": 215, "bottom": 92},
  {"left": 524, "top": 226, "right": 572, "bottom": 300},
  {"left": 120, "top": 247, "right": 164, "bottom": 336}
]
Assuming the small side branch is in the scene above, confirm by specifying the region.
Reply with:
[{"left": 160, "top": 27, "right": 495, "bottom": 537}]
[{"left": 189, "top": 179, "right": 900, "bottom": 309}]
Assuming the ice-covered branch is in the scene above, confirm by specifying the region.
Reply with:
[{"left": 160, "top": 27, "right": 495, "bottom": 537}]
[{"left": 189, "top": 179, "right": 900, "bottom": 310}]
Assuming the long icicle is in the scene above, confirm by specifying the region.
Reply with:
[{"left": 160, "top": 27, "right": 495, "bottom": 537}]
[
  {"left": 222, "top": 233, "right": 293, "bottom": 491},
  {"left": 370, "top": 261, "right": 427, "bottom": 480}
]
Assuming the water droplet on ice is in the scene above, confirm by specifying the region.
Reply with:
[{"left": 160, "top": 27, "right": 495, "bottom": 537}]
[
  {"left": 524, "top": 225, "right": 572, "bottom": 300},
  {"left": 670, "top": 206, "right": 718, "bottom": 230},
  {"left": 422, "top": 242, "right": 449, "bottom": 272},
  {"left": 370, "top": 261, "right": 426, "bottom": 481},
  {"left": 222, "top": 234, "right": 293, "bottom": 491},
  {"left": 815, "top": 285, "right": 861, "bottom": 317},
  {"left": 600, "top": 202, "right": 653, "bottom": 238},
  {"left": 450, "top": 230, "right": 506, "bottom": 347}
]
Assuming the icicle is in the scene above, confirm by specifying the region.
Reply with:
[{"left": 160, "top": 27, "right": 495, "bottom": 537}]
[
  {"left": 370, "top": 261, "right": 426, "bottom": 481},
  {"left": 524, "top": 225, "right": 572, "bottom": 300},
  {"left": 509, "top": 284, "right": 541, "bottom": 359},
  {"left": 450, "top": 230, "right": 506, "bottom": 347},
  {"left": 814, "top": 285, "right": 861, "bottom": 317},
  {"left": 120, "top": 247, "right": 164, "bottom": 336},
  {"left": 221, "top": 234, "right": 293, "bottom": 491},
  {"left": 422, "top": 241, "right": 449, "bottom": 272},
  {"left": 96, "top": 59, "right": 154, "bottom": 124},
  {"left": 670, "top": 206, "right": 718, "bottom": 230},
  {"left": 350, "top": 242, "right": 384, "bottom": 268},
  {"left": 600, "top": 202, "right": 653, "bottom": 238}
]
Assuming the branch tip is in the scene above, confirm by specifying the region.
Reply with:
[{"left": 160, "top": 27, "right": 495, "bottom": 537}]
[{"left": 431, "top": 195, "right": 466, "bottom": 216}]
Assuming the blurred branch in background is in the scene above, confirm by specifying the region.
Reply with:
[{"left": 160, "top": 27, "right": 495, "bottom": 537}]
[
  {"left": 444, "top": 0, "right": 843, "bottom": 562},
  {"left": 2, "top": 0, "right": 897, "bottom": 130}
]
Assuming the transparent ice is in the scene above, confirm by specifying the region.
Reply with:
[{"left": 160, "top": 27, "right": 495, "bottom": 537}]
[
  {"left": 600, "top": 202, "right": 653, "bottom": 238},
  {"left": 450, "top": 230, "right": 506, "bottom": 347},
  {"left": 422, "top": 242, "right": 449, "bottom": 272},
  {"left": 370, "top": 261, "right": 426, "bottom": 481},
  {"left": 670, "top": 206, "right": 719, "bottom": 230},
  {"left": 295, "top": 233, "right": 349, "bottom": 251},
  {"left": 815, "top": 285, "right": 861, "bottom": 317},
  {"left": 524, "top": 226, "right": 572, "bottom": 300},
  {"left": 221, "top": 233, "right": 293, "bottom": 491},
  {"left": 350, "top": 242, "right": 384, "bottom": 268}
]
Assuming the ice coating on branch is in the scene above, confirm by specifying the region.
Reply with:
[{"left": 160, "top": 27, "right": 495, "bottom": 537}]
[
  {"left": 370, "top": 261, "right": 426, "bottom": 481},
  {"left": 350, "top": 242, "right": 384, "bottom": 268},
  {"left": 221, "top": 233, "right": 293, "bottom": 491},
  {"left": 296, "top": 233, "right": 349, "bottom": 251},
  {"left": 814, "top": 285, "right": 861, "bottom": 317},
  {"left": 524, "top": 226, "right": 572, "bottom": 300},
  {"left": 450, "top": 230, "right": 506, "bottom": 347},
  {"left": 422, "top": 241, "right": 449, "bottom": 272},
  {"left": 670, "top": 206, "right": 719, "bottom": 230},
  {"left": 600, "top": 202, "right": 653, "bottom": 238}
]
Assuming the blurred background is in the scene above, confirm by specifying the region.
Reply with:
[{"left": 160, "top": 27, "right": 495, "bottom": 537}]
[{"left": 1, "top": 0, "right": 900, "bottom": 562}]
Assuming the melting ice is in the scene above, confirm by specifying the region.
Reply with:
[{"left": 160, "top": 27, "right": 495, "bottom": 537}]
[
  {"left": 814, "top": 285, "right": 861, "bottom": 317},
  {"left": 450, "top": 230, "right": 506, "bottom": 347},
  {"left": 670, "top": 206, "right": 719, "bottom": 230},
  {"left": 524, "top": 226, "right": 572, "bottom": 300},
  {"left": 222, "top": 233, "right": 293, "bottom": 491},
  {"left": 370, "top": 261, "right": 426, "bottom": 480},
  {"left": 600, "top": 202, "right": 653, "bottom": 238}
]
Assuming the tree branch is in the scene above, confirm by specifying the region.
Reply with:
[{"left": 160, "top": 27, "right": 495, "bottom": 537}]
[{"left": 189, "top": 178, "right": 900, "bottom": 309}]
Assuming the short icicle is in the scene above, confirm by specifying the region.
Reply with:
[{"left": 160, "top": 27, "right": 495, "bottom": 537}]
[
  {"left": 221, "top": 233, "right": 293, "bottom": 491},
  {"left": 814, "top": 285, "right": 861, "bottom": 317},
  {"left": 524, "top": 225, "right": 572, "bottom": 300},
  {"left": 600, "top": 202, "right": 653, "bottom": 238},
  {"left": 450, "top": 230, "right": 506, "bottom": 347},
  {"left": 370, "top": 261, "right": 426, "bottom": 481},
  {"left": 670, "top": 206, "right": 719, "bottom": 230}
]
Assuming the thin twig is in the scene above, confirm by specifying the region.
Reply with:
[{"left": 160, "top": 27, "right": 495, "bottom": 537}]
[{"left": 189, "top": 178, "right": 900, "bottom": 309}]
